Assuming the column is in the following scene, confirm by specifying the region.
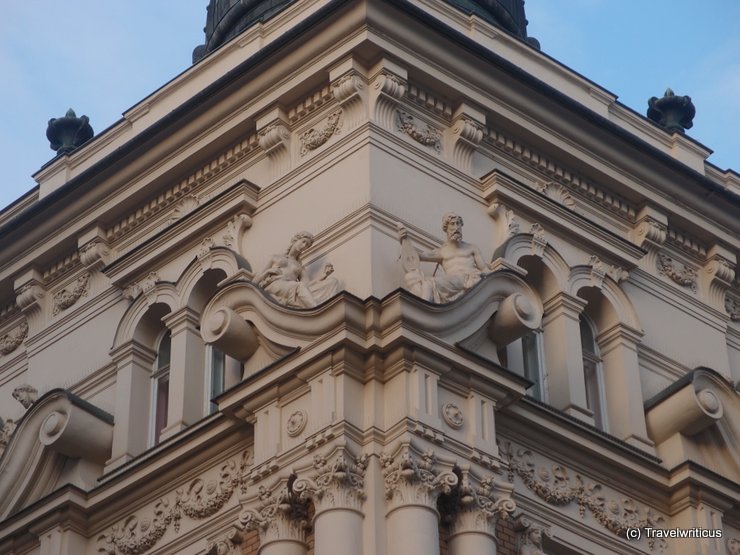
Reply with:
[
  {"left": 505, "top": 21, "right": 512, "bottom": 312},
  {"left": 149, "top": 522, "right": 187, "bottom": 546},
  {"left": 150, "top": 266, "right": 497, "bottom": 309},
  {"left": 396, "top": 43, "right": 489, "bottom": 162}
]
[
  {"left": 381, "top": 448, "right": 458, "bottom": 555},
  {"left": 293, "top": 451, "right": 367, "bottom": 555},
  {"left": 597, "top": 324, "right": 654, "bottom": 452},
  {"left": 106, "top": 339, "right": 156, "bottom": 471},
  {"left": 447, "top": 472, "right": 516, "bottom": 555},
  {"left": 161, "top": 307, "right": 205, "bottom": 439},
  {"left": 541, "top": 293, "right": 592, "bottom": 423},
  {"left": 239, "top": 485, "right": 308, "bottom": 555}
]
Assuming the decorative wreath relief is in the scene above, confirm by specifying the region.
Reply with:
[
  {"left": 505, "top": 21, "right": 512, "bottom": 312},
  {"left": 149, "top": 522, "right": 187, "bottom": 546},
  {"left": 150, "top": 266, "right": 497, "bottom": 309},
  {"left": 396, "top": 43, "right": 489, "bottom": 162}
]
[
  {"left": 396, "top": 110, "right": 441, "bottom": 151},
  {"left": 299, "top": 110, "right": 343, "bottom": 155},
  {"left": 656, "top": 253, "right": 697, "bottom": 292},
  {"left": 441, "top": 402, "right": 464, "bottom": 429},
  {"left": 286, "top": 410, "right": 308, "bottom": 437}
]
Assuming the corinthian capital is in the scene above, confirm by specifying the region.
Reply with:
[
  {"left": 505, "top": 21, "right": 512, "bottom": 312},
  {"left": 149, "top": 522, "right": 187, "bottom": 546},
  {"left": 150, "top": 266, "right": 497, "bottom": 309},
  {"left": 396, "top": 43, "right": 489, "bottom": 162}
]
[
  {"left": 238, "top": 484, "right": 308, "bottom": 546},
  {"left": 443, "top": 469, "right": 516, "bottom": 537},
  {"left": 380, "top": 448, "right": 458, "bottom": 511},
  {"left": 292, "top": 450, "right": 368, "bottom": 513}
]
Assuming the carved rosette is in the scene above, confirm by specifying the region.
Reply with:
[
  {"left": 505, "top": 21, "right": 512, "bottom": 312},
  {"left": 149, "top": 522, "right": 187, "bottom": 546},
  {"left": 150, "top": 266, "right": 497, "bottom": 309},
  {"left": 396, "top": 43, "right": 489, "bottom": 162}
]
[
  {"left": 371, "top": 69, "right": 407, "bottom": 128},
  {"left": 285, "top": 410, "right": 308, "bottom": 437},
  {"left": 292, "top": 451, "right": 368, "bottom": 513},
  {"left": 503, "top": 442, "right": 668, "bottom": 551},
  {"left": 97, "top": 450, "right": 252, "bottom": 555},
  {"left": 396, "top": 110, "right": 441, "bottom": 152},
  {"left": 441, "top": 403, "right": 464, "bottom": 429},
  {"left": 380, "top": 448, "right": 458, "bottom": 512},
  {"left": 238, "top": 484, "right": 309, "bottom": 546},
  {"left": 444, "top": 471, "right": 516, "bottom": 537},
  {"left": 299, "top": 110, "right": 343, "bottom": 156},
  {"left": 53, "top": 272, "right": 91, "bottom": 315},
  {"left": 0, "top": 320, "right": 28, "bottom": 356},
  {"left": 657, "top": 253, "right": 697, "bottom": 292}
]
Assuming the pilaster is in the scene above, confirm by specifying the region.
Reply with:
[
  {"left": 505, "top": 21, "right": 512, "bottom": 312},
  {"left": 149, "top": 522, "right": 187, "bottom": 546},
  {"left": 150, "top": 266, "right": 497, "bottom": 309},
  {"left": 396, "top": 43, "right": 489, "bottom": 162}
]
[
  {"left": 541, "top": 292, "right": 592, "bottom": 423},
  {"left": 160, "top": 306, "right": 205, "bottom": 439}
]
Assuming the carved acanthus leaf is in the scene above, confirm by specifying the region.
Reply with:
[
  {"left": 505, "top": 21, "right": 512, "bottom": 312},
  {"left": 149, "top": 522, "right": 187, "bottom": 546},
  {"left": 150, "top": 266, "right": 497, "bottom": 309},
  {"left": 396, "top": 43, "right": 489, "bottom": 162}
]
[
  {"left": 222, "top": 213, "right": 253, "bottom": 250},
  {"left": 238, "top": 484, "right": 309, "bottom": 544},
  {"left": 529, "top": 223, "right": 547, "bottom": 257},
  {"left": 536, "top": 182, "right": 577, "bottom": 211},
  {"left": 396, "top": 111, "right": 441, "bottom": 152},
  {"left": 292, "top": 451, "right": 368, "bottom": 512},
  {"left": 97, "top": 450, "right": 252, "bottom": 555},
  {"left": 657, "top": 253, "right": 697, "bottom": 292},
  {"left": 503, "top": 443, "right": 667, "bottom": 551},
  {"left": 53, "top": 272, "right": 91, "bottom": 315},
  {"left": 587, "top": 255, "right": 629, "bottom": 286},
  {"left": 0, "top": 321, "right": 28, "bottom": 356},
  {"left": 380, "top": 448, "right": 458, "bottom": 509}
]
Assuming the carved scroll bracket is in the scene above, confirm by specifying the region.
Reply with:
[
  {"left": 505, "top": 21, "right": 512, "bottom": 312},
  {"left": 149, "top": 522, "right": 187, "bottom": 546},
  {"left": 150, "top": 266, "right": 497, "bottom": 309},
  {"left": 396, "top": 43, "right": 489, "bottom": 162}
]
[
  {"left": 514, "top": 514, "right": 552, "bottom": 555},
  {"left": 448, "top": 104, "right": 485, "bottom": 172},
  {"left": 632, "top": 206, "right": 667, "bottom": 269},
  {"left": 257, "top": 108, "right": 291, "bottom": 179},
  {"left": 14, "top": 269, "right": 46, "bottom": 333},
  {"left": 529, "top": 223, "right": 547, "bottom": 257},
  {"left": 330, "top": 59, "right": 366, "bottom": 130},
  {"left": 369, "top": 59, "right": 407, "bottom": 129},
  {"left": 123, "top": 271, "right": 161, "bottom": 304},
  {"left": 700, "top": 244, "right": 736, "bottom": 309}
]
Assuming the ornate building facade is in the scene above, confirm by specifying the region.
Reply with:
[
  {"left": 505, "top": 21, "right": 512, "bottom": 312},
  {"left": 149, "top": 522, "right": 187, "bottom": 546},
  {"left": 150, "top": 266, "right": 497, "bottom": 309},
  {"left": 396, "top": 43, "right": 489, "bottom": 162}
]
[{"left": 0, "top": 1, "right": 738, "bottom": 554}]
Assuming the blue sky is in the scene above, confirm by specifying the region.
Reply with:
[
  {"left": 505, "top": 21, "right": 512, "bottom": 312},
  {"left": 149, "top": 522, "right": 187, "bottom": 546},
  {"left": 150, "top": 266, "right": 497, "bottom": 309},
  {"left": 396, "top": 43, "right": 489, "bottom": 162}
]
[{"left": 0, "top": 0, "right": 738, "bottom": 211}]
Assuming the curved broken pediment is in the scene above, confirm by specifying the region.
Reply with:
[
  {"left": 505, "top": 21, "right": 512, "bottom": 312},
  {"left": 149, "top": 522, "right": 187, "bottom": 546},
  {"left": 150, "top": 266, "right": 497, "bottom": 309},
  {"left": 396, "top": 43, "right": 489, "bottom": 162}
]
[
  {"left": 0, "top": 389, "right": 113, "bottom": 519},
  {"left": 645, "top": 368, "right": 740, "bottom": 480},
  {"left": 201, "top": 268, "right": 542, "bottom": 369}
]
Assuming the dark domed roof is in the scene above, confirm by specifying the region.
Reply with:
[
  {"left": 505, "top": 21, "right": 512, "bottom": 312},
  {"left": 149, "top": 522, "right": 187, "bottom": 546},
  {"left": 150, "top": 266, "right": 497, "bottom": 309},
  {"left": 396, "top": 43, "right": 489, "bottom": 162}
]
[
  {"left": 193, "top": 0, "right": 296, "bottom": 63},
  {"left": 192, "top": 0, "right": 534, "bottom": 63}
]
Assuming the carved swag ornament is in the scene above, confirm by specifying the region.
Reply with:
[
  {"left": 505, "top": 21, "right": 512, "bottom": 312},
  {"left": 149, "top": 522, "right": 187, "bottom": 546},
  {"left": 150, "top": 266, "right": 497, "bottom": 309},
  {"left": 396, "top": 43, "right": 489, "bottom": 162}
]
[
  {"left": 0, "top": 321, "right": 28, "bottom": 356},
  {"left": 503, "top": 442, "right": 668, "bottom": 551},
  {"left": 97, "top": 450, "right": 253, "bottom": 555}
]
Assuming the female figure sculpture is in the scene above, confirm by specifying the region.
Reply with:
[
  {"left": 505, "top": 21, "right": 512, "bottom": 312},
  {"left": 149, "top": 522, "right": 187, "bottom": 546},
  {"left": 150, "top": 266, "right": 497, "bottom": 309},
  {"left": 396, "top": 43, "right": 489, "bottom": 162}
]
[{"left": 254, "top": 231, "right": 340, "bottom": 308}]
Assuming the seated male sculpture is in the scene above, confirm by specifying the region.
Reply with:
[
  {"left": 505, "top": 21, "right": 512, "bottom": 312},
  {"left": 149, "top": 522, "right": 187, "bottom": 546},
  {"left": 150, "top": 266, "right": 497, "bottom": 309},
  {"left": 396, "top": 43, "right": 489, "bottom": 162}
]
[
  {"left": 254, "top": 231, "right": 341, "bottom": 308},
  {"left": 398, "top": 212, "right": 493, "bottom": 303}
]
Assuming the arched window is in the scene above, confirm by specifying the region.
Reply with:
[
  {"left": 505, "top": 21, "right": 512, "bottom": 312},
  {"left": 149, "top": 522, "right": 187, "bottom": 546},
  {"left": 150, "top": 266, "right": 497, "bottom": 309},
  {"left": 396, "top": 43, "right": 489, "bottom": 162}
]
[
  {"left": 580, "top": 315, "right": 606, "bottom": 430},
  {"left": 151, "top": 330, "right": 171, "bottom": 446},
  {"left": 498, "top": 329, "right": 547, "bottom": 402}
]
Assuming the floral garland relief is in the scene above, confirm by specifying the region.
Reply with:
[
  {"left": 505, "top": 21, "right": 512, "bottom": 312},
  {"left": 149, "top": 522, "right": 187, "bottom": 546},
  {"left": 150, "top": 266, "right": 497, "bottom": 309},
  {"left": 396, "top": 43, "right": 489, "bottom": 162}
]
[
  {"left": 97, "top": 450, "right": 253, "bottom": 555},
  {"left": 299, "top": 110, "right": 343, "bottom": 155},
  {"left": 656, "top": 253, "right": 697, "bottom": 292},
  {"left": 503, "top": 442, "right": 668, "bottom": 552},
  {"left": 396, "top": 110, "right": 441, "bottom": 152},
  {"left": 0, "top": 321, "right": 28, "bottom": 356}
]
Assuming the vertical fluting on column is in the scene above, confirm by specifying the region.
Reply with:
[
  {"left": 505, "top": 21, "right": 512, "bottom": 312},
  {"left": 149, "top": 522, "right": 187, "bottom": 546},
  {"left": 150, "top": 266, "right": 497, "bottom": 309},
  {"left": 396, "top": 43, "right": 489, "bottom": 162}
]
[
  {"left": 381, "top": 447, "right": 458, "bottom": 555},
  {"left": 292, "top": 450, "right": 368, "bottom": 555},
  {"left": 444, "top": 470, "right": 516, "bottom": 555},
  {"left": 239, "top": 484, "right": 309, "bottom": 555}
]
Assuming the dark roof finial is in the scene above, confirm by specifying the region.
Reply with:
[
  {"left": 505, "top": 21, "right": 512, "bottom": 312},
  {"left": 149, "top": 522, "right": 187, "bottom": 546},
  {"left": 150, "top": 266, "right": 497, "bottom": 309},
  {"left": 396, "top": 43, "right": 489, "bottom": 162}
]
[
  {"left": 647, "top": 89, "right": 696, "bottom": 133},
  {"left": 46, "top": 108, "right": 94, "bottom": 156}
]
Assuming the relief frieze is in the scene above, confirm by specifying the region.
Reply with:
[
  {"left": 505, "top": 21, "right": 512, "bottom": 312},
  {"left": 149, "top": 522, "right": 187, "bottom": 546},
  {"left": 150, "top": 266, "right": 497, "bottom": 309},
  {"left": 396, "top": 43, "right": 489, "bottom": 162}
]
[
  {"left": 502, "top": 442, "right": 668, "bottom": 551},
  {"left": 97, "top": 449, "right": 253, "bottom": 555}
]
